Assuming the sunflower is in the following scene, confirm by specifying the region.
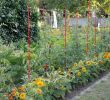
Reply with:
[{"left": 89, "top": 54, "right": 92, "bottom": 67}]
[
  {"left": 36, "top": 88, "right": 42, "bottom": 95},
  {"left": 81, "top": 67, "right": 87, "bottom": 73},
  {"left": 35, "top": 79, "right": 45, "bottom": 87},
  {"left": 19, "top": 93, "right": 26, "bottom": 100},
  {"left": 86, "top": 61, "right": 91, "bottom": 66},
  {"left": 77, "top": 71, "right": 81, "bottom": 77},
  {"left": 18, "top": 86, "right": 25, "bottom": 92},
  {"left": 73, "top": 63, "right": 78, "bottom": 67}
]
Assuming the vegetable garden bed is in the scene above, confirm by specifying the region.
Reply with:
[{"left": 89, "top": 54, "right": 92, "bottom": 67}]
[{"left": 1, "top": 56, "right": 110, "bottom": 100}]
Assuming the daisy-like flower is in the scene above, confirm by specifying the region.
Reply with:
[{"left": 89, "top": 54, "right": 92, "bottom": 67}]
[
  {"left": 73, "top": 63, "right": 78, "bottom": 67},
  {"left": 86, "top": 61, "right": 91, "bottom": 66},
  {"left": 77, "top": 71, "right": 81, "bottom": 77},
  {"left": 81, "top": 67, "right": 87, "bottom": 73},
  {"left": 18, "top": 86, "right": 25, "bottom": 92},
  {"left": 35, "top": 78, "right": 45, "bottom": 88},
  {"left": 36, "top": 88, "right": 42, "bottom": 95},
  {"left": 19, "top": 93, "right": 26, "bottom": 100}
]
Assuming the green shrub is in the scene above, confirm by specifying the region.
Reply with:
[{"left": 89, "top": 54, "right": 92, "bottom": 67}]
[{"left": 0, "top": 0, "right": 39, "bottom": 43}]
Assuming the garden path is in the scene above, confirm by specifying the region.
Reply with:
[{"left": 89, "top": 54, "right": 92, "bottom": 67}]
[{"left": 66, "top": 72, "right": 110, "bottom": 100}]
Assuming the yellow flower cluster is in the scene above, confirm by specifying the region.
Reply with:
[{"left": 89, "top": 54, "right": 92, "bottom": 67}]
[
  {"left": 17, "top": 86, "right": 26, "bottom": 100},
  {"left": 34, "top": 78, "right": 45, "bottom": 95},
  {"left": 12, "top": 88, "right": 17, "bottom": 97}
]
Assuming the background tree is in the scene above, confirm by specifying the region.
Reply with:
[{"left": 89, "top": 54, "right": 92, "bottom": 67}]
[{"left": 38, "top": 0, "right": 109, "bottom": 16}]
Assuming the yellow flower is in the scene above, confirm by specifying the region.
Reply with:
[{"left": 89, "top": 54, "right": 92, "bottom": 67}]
[
  {"left": 36, "top": 88, "right": 42, "bottom": 95},
  {"left": 73, "top": 63, "right": 78, "bottom": 67},
  {"left": 19, "top": 93, "right": 26, "bottom": 100},
  {"left": 18, "top": 86, "right": 25, "bottom": 92},
  {"left": 81, "top": 67, "right": 87, "bottom": 73},
  {"left": 35, "top": 79, "right": 45, "bottom": 87},
  {"left": 77, "top": 71, "right": 81, "bottom": 77},
  {"left": 86, "top": 61, "right": 91, "bottom": 66}
]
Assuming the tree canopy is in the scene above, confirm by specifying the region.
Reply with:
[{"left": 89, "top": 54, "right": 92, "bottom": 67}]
[{"left": 0, "top": 0, "right": 39, "bottom": 43}]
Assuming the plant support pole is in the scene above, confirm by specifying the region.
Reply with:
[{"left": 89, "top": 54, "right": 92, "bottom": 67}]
[
  {"left": 76, "top": 9, "right": 78, "bottom": 48},
  {"left": 94, "top": 11, "right": 97, "bottom": 56},
  {"left": 27, "top": 1, "right": 31, "bottom": 81},
  {"left": 64, "top": 8, "right": 67, "bottom": 68},
  {"left": 86, "top": 0, "right": 90, "bottom": 56}
]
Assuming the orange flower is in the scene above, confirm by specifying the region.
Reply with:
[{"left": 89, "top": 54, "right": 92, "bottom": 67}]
[
  {"left": 103, "top": 52, "right": 110, "bottom": 58},
  {"left": 18, "top": 86, "right": 25, "bottom": 92},
  {"left": 36, "top": 88, "right": 42, "bottom": 95},
  {"left": 8, "top": 94, "right": 13, "bottom": 100},
  {"left": 107, "top": 52, "right": 110, "bottom": 58},
  {"left": 19, "top": 93, "right": 26, "bottom": 100},
  {"left": 11, "top": 88, "right": 17, "bottom": 96}
]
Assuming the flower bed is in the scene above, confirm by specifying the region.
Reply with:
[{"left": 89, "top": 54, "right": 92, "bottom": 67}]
[{"left": 5, "top": 57, "right": 110, "bottom": 100}]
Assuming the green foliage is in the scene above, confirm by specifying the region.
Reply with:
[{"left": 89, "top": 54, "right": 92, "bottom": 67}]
[{"left": 0, "top": 0, "right": 39, "bottom": 43}]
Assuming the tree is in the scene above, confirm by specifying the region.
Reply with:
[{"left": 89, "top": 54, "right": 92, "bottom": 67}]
[
  {"left": 0, "top": 0, "right": 39, "bottom": 43},
  {"left": 38, "top": 0, "right": 89, "bottom": 14},
  {"left": 38, "top": 0, "right": 110, "bottom": 16}
]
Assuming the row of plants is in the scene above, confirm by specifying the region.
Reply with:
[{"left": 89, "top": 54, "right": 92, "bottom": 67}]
[
  {"left": 0, "top": 24, "right": 109, "bottom": 91},
  {"left": 4, "top": 54, "right": 110, "bottom": 100},
  {"left": 0, "top": 18, "right": 110, "bottom": 100}
]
